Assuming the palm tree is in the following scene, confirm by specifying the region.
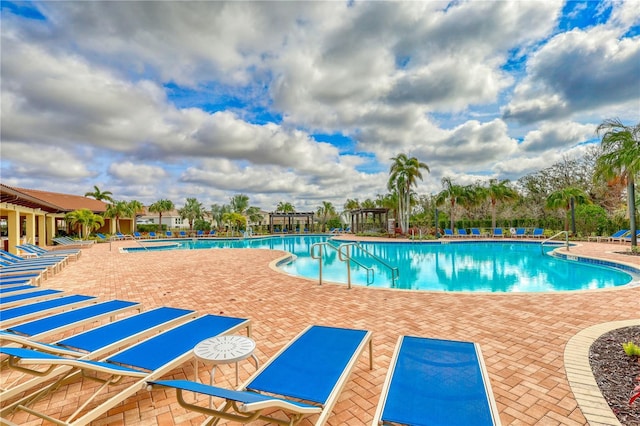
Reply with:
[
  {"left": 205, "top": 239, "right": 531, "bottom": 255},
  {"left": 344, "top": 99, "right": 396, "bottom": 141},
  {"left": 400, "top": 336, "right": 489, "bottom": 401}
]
[
  {"left": 179, "top": 198, "right": 204, "bottom": 230},
  {"left": 210, "top": 204, "right": 230, "bottom": 229},
  {"left": 485, "top": 179, "right": 519, "bottom": 230},
  {"left": 276, "top": 202, "right": 295, "bottom": 213},
  {"left": 230, "top": 194, "right": 250, "bottom": 214},
  {"left": 148, "top": 199, "right": 174, "bottom": 231},
  {"left": 84, "top": 186, "right": 114, "bottom": 204},
  {"left": 546, "top": 187, "right": 591, "bottom": 233},
  {"left": 66, "top": 209, "right": 104, "bottom": 239},
  {"left": 388, "top": 153, "right": 430, "bottom": 233},
  {"left": 104, "top": 200, "right": 130, "bottom": 233},
  {"left": 246, "top": 206, "right": 264, "bottom": 229},
  {"left": 317, "top": 201, "right": 337, "bottom": 232},
  {"left": 595, "top": 119, "right": 639, "bottom": 247},
  {"left": 435, "top": 177, "right": 466, "bottom": 231},
  {"left": 127, "top": 200, "right": 144, "bottom": 232},
  {"left": 343, "top": 199, "right": 360, "bottom": 211}
]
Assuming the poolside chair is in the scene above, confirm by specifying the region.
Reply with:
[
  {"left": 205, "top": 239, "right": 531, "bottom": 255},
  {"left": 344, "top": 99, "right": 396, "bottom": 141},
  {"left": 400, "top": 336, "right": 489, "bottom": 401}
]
[
  {"left": 95, "top": 233, "right": 108, "bottom": 242},
  {"left": 208, "top": 229, "right": 216, "bottom": 237},
  {"left": 458, "top": 229, "right": 470, "bottom": 237},
  {"left": 372, "top": 335, "right": 500, "bottom": 426},
  {"left": 0, "top": 272, "right": 43, "bottom": 286},
  {"left": 514, "top": 228, "right": 526, "bottom": 238},
  {"left": 532, "top": 228, "right": 544, "bottom": 238},
  {"left": 165, "top": 230, "right": 174, "bottom": 238},
  {"left": 150, "top": 324, "right": 372, "bottom": 426},
  {"left": 443, "top": 229, "right": 455, "bottom": 238},
  {"left": 1, "top": 249, "right": 68, "bottom": 270},
  {"left": 609, "top": 229, "right": 631, "bottom": 243},
  {"left": 0, "top": 294, "right": 97, "bottom": 329},
  {"left": 115, "top": 232, "right": 134, "bottom": 240},
  {"left": 492, "top": 228, "right": 504, "bottom": 237},
  {"left": 470, "top": 228, "right": 483, "bottom": 238},
  {"left": 179, "top": 230, "right": 188, "bottom": 238},
  {"left": 133, "top": 231, "right": 143, "bottom": 239},
  {"left": 0, "top": 306, "right": 197, "bottom": 401},
  {"left": 53, "top": 236, "right": 94, "bottom": 246},
  {"left": 0, "top": 313, "right": 251, "bottom": 425},
  {"left": 0, "top": 288, "right": 64, "bottom": 309},
  {"left": 16, "top": 244, "right": 81, "bottom": 261},
  {"left": 196, "top": 230, "right": 204, "bottom": 237},
  {"left": 148, "top": 231, "right": 158, "bottom": 238},
  {"left": 622, "top": 230, "right": 640, "bottom": 243},
  {"left": 0, "top": 276, "right": 37, "bottom": 287}
]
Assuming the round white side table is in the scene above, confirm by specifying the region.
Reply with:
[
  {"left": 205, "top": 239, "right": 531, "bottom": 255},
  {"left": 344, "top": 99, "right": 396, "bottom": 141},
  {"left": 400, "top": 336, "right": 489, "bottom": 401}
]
[{"left": 193, "top": 335, "right": 259, "bottom": 405}]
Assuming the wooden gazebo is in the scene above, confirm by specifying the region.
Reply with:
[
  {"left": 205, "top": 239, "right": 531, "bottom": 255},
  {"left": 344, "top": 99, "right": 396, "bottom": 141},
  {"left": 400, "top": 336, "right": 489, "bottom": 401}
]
[
  {"left": 348, "top": 208, "right": 389, "bottom": 234},
  {"left": 268, "top": 212, "right": 314, "bottom": 233}
]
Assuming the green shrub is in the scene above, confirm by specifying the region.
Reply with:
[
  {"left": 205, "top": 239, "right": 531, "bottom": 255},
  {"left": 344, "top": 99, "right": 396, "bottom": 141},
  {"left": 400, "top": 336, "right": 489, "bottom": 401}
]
[{"left": 623, "top": 341, "right": 640, "bottom": 356}]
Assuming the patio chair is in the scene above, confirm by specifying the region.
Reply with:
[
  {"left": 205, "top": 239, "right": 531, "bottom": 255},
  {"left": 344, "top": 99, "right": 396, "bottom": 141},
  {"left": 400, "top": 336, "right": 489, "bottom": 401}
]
[
  {"left": 165, "top": 230, "right": 174, "bottom": 238},
  {"left": 0, "top": 288, "right": 64, "bottom": 309},
  {"left": 372, "top": 336, "right": 500, "bottom": 426},
  {"left": 17, "top": 244, "right": 81, "bottom": 261},
  {"left": 148, "top": 231, "right": 158, "bottom": 238},
  {"left": 458, "top": 229, "right": 470, "bottom": 237},
  {"left": 0, "top": 294, "right": 97, "bottom": 328},
  {"left": 1, "top": 306, "right": 196, "bottom": 401},
  {"left": 514, "top": 228, "right": 526, "bottom": 238},
  {"left": 133, "top": 231, "right": 143, "bottom": 239},
  {"left": 0, "top": 262, "right": 56, "bottom": 280},
  {"left": 0, "top": 313, "right": 251, "bottom": 426},
  {"left": 622, "top": 230, "right": 640, "bottom": 243},
  {"left": 116, "top": 232, "right": 134, "bottom": 240},
  {"left": 96, "top": 233, "right": 108, "bottom": 242},
  {"left": 532, "top": 228, "right": 545, "bottom": 238},
  {"left": 589, "top": 229, "right": 628, "bottom": 243},
  {"left": 1, "top": 249, "right": 68, "bottom": 270},
  {"left": 0, "top": 272, "right": 43, "bottom": 286},
  {"left": 53, "top": 236, "right": 94, "bottom": 246},
  {"left": 196, "top": 230, "right": 204, "bottom": 237},
  {"left": 492, "top": 228, "right": 504, "bottom": 237},
  {"left": 150, "top": 324, "right": 372, "bottom": 426},
  {"left": 470, "top": 228, "right": 483, "bottom": 238},
  {"left": 208, "top": 229, "right": 217, "bottom": 237},
  {"left": 610, "top": 229, "right": 631, "bottom": 243},
  {"left": 442, "top": 229, "right": 455, "bottom": 238},
  {"left": 179, "top": 230, "right": 188, "bottom": 238}
]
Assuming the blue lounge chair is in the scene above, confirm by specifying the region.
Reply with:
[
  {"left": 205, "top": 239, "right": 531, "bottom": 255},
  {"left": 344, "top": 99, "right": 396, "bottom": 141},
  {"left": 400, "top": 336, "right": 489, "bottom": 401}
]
[
  {"left": 165, "top": 230, "right": 174, "bottom": 238},
  {"left": 196, "top": 230, "right": 204, "bottom": 237},
  {"left": 53, "top": 236, "right": 94, "bottom": 246},
  {"left": 150, "top": 325, "right": 372, "bottom": 425},
  {"left": 133, "top": 231, "right": 142, "bottom": 239},
  {"left": 610, "top": 229, "right": 632, "bottom": 243},
  {"left": 492, "top": 228, "right": 504, "bottom": 237},
  {"left": 17, "top": 244, "right": 81, "bottom": 261},
  {"left": 148, "top": 231, "right": 158, "bottom": 238},
  {"left": 0, "top": 306, "right": 197, "bottom": 401},
  {"left": 115, "top": 232, "right": 134, "bottom": 240},
  {"left": 514, "top": 228, "right": 526, "bottom": 238},
  {"left": 458, "top": 229, "right": 469, "bottom": 237},
  {"left": 0, "top": 276, "right": 37, "bottom": 287},
  {"left": 1, "top": 250, "right": 67, "bottom": 271},
  {"left": 0, "top": 273, "right": 42, "bottom": 286},
  {"left": 0, "top": 295, "right": 97, "bottom": 328},
  {"left": 532, "top": 228, "right": 544, "bottom": 238},
  {"left": 0, "top": 289, "right": 64, "bottom": 309},
  {"left": 622, "top": 230, "right": 640, "bottom": 243},
  {"left": 208, "top": 229, "right": 216, "bottom": 237},
  {"left": 179, "top": 230, "right": 187, "bottom": 238},
  {"left": 589, "top": 229, "right": 628, "bottom": 243},
  {"left": 96, "top": 233, "right": 108, "bottom": 242},
  {"left": 0, "top": 313, "right": 250, "bottom": 426},
  {"left": 471, "top": 228, "right": 483, "bottom": 238},
  {"left": 443, "top": 229, "right": 455, "bottom": 238},
  {"left": 0, "top": 284, "right": 39, "bottom": 296},
  {"left": 372, "top": 336, "right": 500, "bottom": 426}
]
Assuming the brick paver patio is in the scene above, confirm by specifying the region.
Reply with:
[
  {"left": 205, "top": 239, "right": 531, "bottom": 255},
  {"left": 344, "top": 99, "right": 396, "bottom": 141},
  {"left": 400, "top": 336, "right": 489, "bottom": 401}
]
[{"left": 2, "top": 237, "right": 639, "bottom": 425}]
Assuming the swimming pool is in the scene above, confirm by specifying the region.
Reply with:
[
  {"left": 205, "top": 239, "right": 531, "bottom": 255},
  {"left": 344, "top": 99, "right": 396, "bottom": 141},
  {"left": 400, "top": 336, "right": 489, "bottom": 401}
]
[{"left": 125, "top": 235, "right": 635, "bottom": 292}]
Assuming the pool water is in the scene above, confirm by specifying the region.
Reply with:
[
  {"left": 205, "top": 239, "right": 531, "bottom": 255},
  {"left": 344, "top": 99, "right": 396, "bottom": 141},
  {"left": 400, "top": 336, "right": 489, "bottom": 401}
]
[{"left": 131, "top": 235, "right": 634, "bottom": 292}]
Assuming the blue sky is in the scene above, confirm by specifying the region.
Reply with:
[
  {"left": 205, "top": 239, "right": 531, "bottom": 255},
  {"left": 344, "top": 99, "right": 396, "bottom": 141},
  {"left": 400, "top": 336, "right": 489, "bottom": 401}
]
[{"left": 1, "top": 1, "right": 639, "bottom": 211}]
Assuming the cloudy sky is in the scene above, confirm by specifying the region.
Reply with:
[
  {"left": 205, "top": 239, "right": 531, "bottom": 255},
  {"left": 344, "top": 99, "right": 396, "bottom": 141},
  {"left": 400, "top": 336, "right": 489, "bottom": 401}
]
[{"left": 1, "top": 1, "right": 639, "bottom": 211}]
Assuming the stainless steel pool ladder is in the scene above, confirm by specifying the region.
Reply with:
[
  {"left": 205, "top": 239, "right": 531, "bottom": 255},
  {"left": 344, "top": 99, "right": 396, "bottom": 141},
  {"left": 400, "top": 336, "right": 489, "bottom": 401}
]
[
  {"left": 310, "top": 242, "right": 399, "bottom": 288},
  {"left": 541, "top": 230, "right": 569, "bottom": 254}
]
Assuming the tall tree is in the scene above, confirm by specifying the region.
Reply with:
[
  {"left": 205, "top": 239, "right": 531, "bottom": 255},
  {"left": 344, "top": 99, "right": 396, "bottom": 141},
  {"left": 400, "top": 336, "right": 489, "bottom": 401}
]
[
  {"left": 230, "top": 194, "right": 250, "bottom": 214},
  {"left": 485, "top": 179, "right": 519, "bottom": 230},
  {"left": 179, "top": 198, "right": 204, "bottom": 230},
  {"left": 595, "top": 119, "right": 639, "bottom": 247},
  {"left": 210, "top": 203, "right": 230, "bottom": 229},
  {"left": 127, "top": 200, "right": 144, "bottom": 232},
  {"left": 546, "top": 187, "right": 591, "bottom": 233},
  {"left": 104, "top": 200, "right": 130, "bottom": 233},
  {"left": 65, "top": 209, "right": 104, "bottom": 239},
  {"left": 435, "top": 177, "right": 466, "bottom": 231},
  {"left": 388, "top": 153, "right": 429, "bottom": 233},
  {"left": 148, "top": 199, "right": 174, "bottom": 231},
  {"left": 343, "top": 199, "right": 360, "bottom": 211},
  {"left": 276, "top": 202, "right": 295, "bottom": 213},
  {"left": 84, "top": 185, "right": 114, "bottom": 203},
  {"left": 317, "top": 201, "right": 337, "bottom": 232}
]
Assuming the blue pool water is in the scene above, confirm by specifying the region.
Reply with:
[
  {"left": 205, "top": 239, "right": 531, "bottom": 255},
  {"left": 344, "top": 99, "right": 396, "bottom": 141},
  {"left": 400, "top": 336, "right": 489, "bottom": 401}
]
[{"left": 127, "top": 235, "right": 635, "bottom": 292}]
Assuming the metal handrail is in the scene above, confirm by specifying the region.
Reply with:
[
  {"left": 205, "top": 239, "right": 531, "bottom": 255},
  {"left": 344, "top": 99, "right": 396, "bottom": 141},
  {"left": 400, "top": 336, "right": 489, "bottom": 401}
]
[
  {"left": 337, "top": 243, "right": 375, "bottom": 288},
  {"left": 541, "top": 230, "right": 569, "bottom": 254},
  {"left": 338, "top": 242, "right": 399, "bottom": 287},
  {"left": 310, "top": 242, "right": 338, "bottom": 286}
]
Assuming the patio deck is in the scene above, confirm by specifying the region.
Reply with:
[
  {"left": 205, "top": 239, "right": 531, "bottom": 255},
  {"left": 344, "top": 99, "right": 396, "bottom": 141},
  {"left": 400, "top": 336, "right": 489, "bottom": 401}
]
[{"left": 3, "top": 238, "right": 639, "bottom": 425}]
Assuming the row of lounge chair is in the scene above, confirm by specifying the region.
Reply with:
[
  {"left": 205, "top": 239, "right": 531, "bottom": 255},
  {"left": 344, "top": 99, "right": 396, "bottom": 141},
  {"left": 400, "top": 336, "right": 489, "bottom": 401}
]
[
  {"left": 587, "top": 229, "right": 640, "bottom": 243},
  {"left": 0, "top": 286, "right": 501, "bottom": 425},
  {"left": 1, "top": 245, "right": 81, "bottom": 286},
  {"left": 96, "top": 230, "right": 219, "bottom": 241},
  {"left": 443, "top": 228, "right": 545, "bottom": 238}
]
